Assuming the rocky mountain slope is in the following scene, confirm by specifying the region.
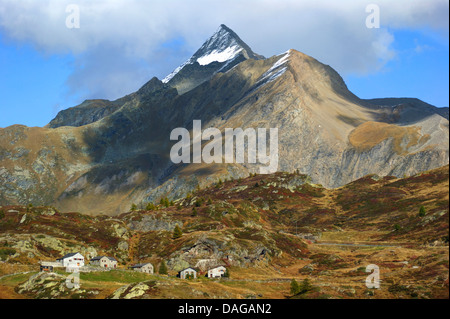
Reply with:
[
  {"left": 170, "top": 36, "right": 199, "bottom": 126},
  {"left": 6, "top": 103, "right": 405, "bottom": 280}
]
[{"left": 0, "top": 24, "right": 448, "bottom": 215}]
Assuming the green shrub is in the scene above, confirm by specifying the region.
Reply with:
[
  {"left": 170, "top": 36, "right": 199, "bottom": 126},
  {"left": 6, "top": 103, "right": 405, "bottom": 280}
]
[
  {"left": 418, "top": 206, "right": 426, "bottom": 217},
  {"left": 160, "top": 197, "right": 170, "bottom": 208},
  {"left": 298, "top": 278, "right": 313, "bottom": 294},
  {"left": 173, "top": 224, "right": 183, "bottom": 239},
  {"left": 159, "top": 260, "right": 168, "bottom": 275},
  {"left": 290, "top": 279, "right": 299, "bottom": 295},
  {"left": 291, "top": 278, "right": 313, "bottom": 296}
]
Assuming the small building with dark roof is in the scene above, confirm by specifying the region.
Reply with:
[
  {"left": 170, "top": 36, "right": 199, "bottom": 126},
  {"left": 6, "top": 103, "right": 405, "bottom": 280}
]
[
  {"left": 130, "top": 263, "right": 154, "bottom": 274},
  {"left": 90, "top": 256, "right": 118, "bottom": 269}
]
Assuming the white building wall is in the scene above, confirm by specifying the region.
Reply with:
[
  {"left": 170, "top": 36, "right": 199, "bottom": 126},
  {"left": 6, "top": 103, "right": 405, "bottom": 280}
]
[
  {"left": 208, "top": 266, "right": 226, "bottom": 278},
  {"left": 60, "top": 253, "right": 85, "bottom": 268}
]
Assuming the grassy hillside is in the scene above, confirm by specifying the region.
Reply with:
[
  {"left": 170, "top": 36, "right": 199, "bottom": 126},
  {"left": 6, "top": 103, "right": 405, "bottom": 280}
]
[{"left": 0, "top": 166, "right": 448, "bottom": 299}]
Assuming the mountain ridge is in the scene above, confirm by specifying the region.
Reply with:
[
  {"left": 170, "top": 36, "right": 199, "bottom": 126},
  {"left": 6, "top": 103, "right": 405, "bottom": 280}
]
[{"left": 0, "top": 24, "right": 448, "bottom": 215}]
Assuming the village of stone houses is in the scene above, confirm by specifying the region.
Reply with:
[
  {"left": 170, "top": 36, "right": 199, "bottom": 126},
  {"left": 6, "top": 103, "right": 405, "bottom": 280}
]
[
  {"left": 40, "top": 252, "right": 225, "bottom": 279},
  {"left": 38, "top": 252, "right": 228, "bottom": 296}
]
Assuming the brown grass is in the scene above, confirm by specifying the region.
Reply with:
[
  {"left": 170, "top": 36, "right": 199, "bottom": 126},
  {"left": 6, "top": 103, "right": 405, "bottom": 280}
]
[{"left": 349, "top": 121, "right": 427, "bottom": 154}]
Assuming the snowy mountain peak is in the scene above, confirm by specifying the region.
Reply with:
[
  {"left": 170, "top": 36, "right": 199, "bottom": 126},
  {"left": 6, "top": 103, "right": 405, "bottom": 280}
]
[
  {"left": 194, "top": 24, "right": 242, "bottom": 64},
  {"left": 162, "top": 24, "right": 263, "bottom": 84}
]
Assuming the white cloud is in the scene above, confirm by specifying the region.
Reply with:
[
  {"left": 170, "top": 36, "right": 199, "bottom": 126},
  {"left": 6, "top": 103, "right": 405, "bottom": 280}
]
[{"left": 0, "top": 0, "right": 448, "bottom": 101}]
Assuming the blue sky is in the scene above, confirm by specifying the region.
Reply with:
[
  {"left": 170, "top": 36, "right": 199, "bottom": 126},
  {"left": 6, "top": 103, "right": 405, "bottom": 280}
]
[
  {"left": 346, "top": 29, "right": 449, "bottom": 104},
  {"left": 0, "top": 0, "right": 448, "bottom": 128},
  {"left": 0, "top": 40, "right": 81, "bottom": 128}
]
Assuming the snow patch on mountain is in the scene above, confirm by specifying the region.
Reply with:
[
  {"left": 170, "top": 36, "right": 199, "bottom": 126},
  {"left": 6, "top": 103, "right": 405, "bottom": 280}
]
[
  {"left": 162, "top": 60, "right": 191, "bottom": 83},
  {"left": 257, "top": 51, "right": 290, "bottom": 85},
  {"left": 197, "top": 45, "right": 243, "bottom": 66}
]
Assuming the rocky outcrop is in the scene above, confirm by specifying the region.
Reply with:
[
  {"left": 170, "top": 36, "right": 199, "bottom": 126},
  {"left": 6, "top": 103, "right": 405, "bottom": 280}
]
[
  {"left": 109, "top": 281, "right": 156, "bottom": 299},
  {"left": 47, "top": 98, "right": 131, "bottom": 128},
  {"left": 166, "top": 231, "right": 283, "bottom": 271},
  {"left": 17, "top": 272, "right": 72, "bottom": 298},
  {"left": 16, "top": 272, "right": 99, "bottom": 299},
  {"left": 2, "top": 232, "right": 99, "bottom": 262},
  {"left": 126, "top": 215, "right": 183, "bottom": 232}
]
